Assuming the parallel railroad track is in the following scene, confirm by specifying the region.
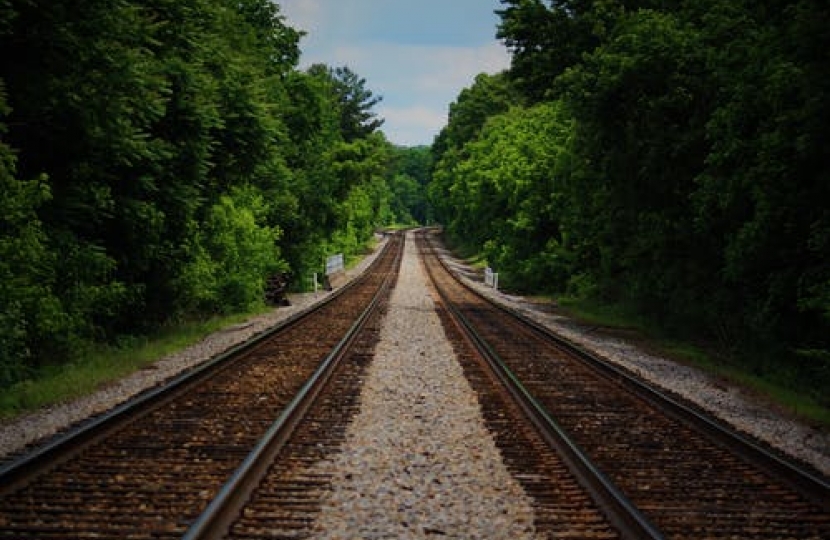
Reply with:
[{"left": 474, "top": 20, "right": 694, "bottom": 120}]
[
  {"left": 0, "top": 233, "right": 403, "bottom": 539},
  {"left": 190, "top": 231, "right": 621, "bottom": 539},
  {"left": 187, "top": 230, "right": 626, "bottom": 539},
  {"left": 417, "top": 228, "right": 830, "bottom": 539},
  {"left": 4, "top": 228, "right": 828, "bottom": 538}
]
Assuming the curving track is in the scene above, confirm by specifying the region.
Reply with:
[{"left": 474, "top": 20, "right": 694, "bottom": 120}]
[
  {"left": 418, "top": 228, "right": 830, "bottom": 539},
  {"left": 0, "top": 233, "right": 403, "bottom": 539}
]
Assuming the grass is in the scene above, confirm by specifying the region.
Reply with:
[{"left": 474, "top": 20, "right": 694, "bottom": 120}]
[
  {"left": 0, "top": 308, "right": 270, "bottom": 420},
  {"left": 557, "top": 296, "right": 649, "bottom": 333},
  {"left": 556, "top": 296, "right": 830, "bottom": 430}
]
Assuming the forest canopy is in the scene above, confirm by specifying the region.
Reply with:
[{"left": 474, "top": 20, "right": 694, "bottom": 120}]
[
  {"left": 430, "top": 0, "right": 830, "bottom": 396},
  {"left": 2, "top": 0, "right": 828, "bottom": 403},
  {"left": 0, "top": 0, "right": 424, "bottom": 387}
]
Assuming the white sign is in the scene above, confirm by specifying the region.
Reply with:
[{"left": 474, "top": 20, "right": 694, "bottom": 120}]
[
  {"left": 484, "top": 267, "right": 499, "bottom": 290},
  {"left": 325, "top": 253, "right": 344, "bottom": 275}
]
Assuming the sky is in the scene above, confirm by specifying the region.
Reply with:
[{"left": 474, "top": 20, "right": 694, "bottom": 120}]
[{"left": 278, "top": 0, "right": 511, "bottom": 147}]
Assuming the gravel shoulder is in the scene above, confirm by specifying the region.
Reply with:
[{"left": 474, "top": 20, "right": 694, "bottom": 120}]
[{"left": 436, "top": 244, "right": 830, "bottom": 479}]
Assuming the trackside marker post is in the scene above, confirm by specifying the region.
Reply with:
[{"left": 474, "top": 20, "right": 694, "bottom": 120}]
[{"left": 485, "top": 267, "right": 499, "bottom": 290}]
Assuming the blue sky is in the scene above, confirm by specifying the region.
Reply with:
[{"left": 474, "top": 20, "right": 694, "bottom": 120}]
[{"left": 278, "top": 0, "right": 511, "bottom": 147}]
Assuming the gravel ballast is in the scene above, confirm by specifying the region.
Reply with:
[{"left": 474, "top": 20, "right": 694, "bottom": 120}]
[
  {"left": 2, "top": 226, "right": 828, "bottom": 531},
  {"left": 439, "top": 247, "right": 830, "bottom": 478},
  {"left": 310, "top": 232, "right": 538, "bottom": 539}
]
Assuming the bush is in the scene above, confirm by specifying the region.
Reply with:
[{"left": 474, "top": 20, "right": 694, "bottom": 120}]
[{"left": 177, "top": 187, "right": 287, "bottom": 314}]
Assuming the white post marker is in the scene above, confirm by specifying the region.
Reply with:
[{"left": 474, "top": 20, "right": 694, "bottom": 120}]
[{"left": 484, "top": 267, "right": 499, "bottom": 290}]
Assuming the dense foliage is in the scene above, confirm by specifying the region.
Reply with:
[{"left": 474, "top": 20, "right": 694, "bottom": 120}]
[
  {"left": 0, "top": 0, "right": 422, "bottom": 387},
  {"left": 430, "top": 0, "right": 830, "bottom": 394},
  {"left": 388, "top": 145, "right": 432, "bottom": 226}
]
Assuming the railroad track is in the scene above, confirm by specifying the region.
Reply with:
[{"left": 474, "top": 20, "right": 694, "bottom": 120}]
[
  {"left": 4, "top": 228, "right": 828, "bottom": 538},
  {"left": 183, "top": 230, "right": 627, "bottom": 539},
  {"left": 185, "top": 245, "right": 398, "bottom": 539},
  {"left": 182, "top": 230, "right": 624, "bottom": 539},
  {"left": 0, "top": 232, "right": 403, "bottom": 539},
  {"left": 417, "top": 228, "right": 830, "bottom": 539}
]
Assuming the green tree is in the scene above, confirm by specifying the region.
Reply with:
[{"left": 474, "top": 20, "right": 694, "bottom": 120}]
[
  {"left": 0, "top": 0, "right": 405, "bottom": 387},
  {"left": 0, "top": 85, "right": 68, "bottom": 385},
  {"left": 307, "top": 64, "right": 384, "bottom": 142},
  {"left": 488, "top": 0, "right": 830, "bottom": 390},
  {"left": 176, "top": 186, "right": 286, "bottom": 313},
  {"left": 556, "top": 10, "right": 712, "bottom": 323},
  {"left": 387, "top": 146, "right": 431, "bottom": 224},
  {"left": 0, "top": 0, "right": 304, "bottom": 381},
  {"left": 331, "top": 65, "right": 384, "bottom": 141},
  {"left": 2, "top": 0, "right": 166, "bottom": 337},
  {"left": 328, "top": 133, "right": 394, "bottom": 253},
  {"left": 430, "top": 72, "right": 518, "bottom": 228},
  {"left": 496, "top": 0, "right": 599, "bottom": 100},
  {"left": 434, "top": 102, "right": 575, "bottom": 290},
  {"left": 691, "top": 0, "right": 830, "bottom": 354},
  {"left": 278, "top": 64, "right": 392, "bottom": 280}
]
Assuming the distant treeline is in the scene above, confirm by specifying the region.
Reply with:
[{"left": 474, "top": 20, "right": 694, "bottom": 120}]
[
  {"left": 0, "top": 0, "right": 429, "bottom": 386},
  {"left": 430, "top": 0, "right": 829, "bottom": 392}
]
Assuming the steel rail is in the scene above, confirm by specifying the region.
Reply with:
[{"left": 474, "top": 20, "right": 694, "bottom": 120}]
[
  {"left": 421, "top": 229, "right": 830, "bottom": 511},
  {"left": 0, "top": 237, "right": 398, "bottom": 495},
  {"left": 419, "top": 233, "right": 664, "bottom": 540},
  {"left": 501, "top": 302, "right": 830, "bottom": 508},
  {"left": 182, "top": 234, "right": 404, "bottom": 539}
]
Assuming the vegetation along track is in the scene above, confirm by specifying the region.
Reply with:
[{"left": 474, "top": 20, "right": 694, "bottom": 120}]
[
  {"left": 191, "top": 229, "right": 620, "bottom": 539},
  {"left": 418, "top": 229, "right": 830, "bottom": 539},
  {"left": 0, "top": 233, "right": 403, "bottom": 539}
]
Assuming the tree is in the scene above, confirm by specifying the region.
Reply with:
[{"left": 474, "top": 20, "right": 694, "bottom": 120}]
[
  {"left": 487, "top": 0, "right": 830, "bottom": 391},
  {"left": 2, "top": 0, "right": 168, "bottom": 337},
  {"left": 332, "top": 65, "right": 384, "bottom": 141},
  {"left": 278, "top": 64, "right": 392, "bottom": 278},
  {"left": 556, "top": 9, "right": 712, "bottom": 322},
  {"left": 431, "top": 102, "right": 575, "bottom": 290},
  {"left": 307, "top": 64, "right": 384, "bottom": 142},
  {"left": 690, "top": 0, "right": 830, "bottom": 353},
  {"left": 0, "top": 0, "right": 404, "bottom": 388},
  {"left": 0, "top": 83, "right": 68, "bottom": 385},
  {"left": 387, "top": 146, "right": 431, "bottom": 224},
  {"left": 430, "top": 72, "right": 518, "bottom": 227},
  {"left": 0, "top": 0, "right": 305, "bottom": 382},
  {"left": 176, "top": 186, "right": 287, "bottom": 313},
  {"left": 496, "top": 0, "right": 589, "bottom": 100}
]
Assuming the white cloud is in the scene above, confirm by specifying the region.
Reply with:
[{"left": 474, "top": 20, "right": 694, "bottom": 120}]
[
  {"left": 278, "top": 1, "right": 512, "bottom": 146},
  {"left": 278, "top": 0, "right": 323, "bottom": 34},
  {"left": 379, "top": 105, "right": 448, "bottom": 146},
  {"left": 322, "top": 41, "right": 508, "bottom": 85},
  {"left": 324, "top": 41, "right": 509, "bottom": 145},
  {"left": 407, "top": 42, "right": 510, "bottom": 93}
]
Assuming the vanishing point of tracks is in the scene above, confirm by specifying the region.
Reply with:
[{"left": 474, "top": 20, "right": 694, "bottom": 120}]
[{"left": 2, "top": 228, "right": 829, "bottom": 538}]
